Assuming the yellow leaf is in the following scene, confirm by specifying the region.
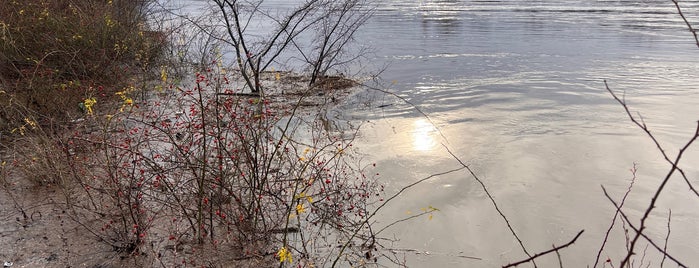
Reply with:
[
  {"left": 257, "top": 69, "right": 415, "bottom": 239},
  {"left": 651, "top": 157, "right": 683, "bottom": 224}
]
[
  {"left": 277, "top": 246, "right": 293, "bottom": 263},
  {"left": 296, "top": 203, "right": 306, "bottom": 214}
]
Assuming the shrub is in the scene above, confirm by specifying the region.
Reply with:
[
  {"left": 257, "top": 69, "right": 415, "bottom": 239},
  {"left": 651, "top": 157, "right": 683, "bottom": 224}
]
[
  {"left": 0, "top": 0, "right": 165, "bottom": 131},
  {"left": 57, "top": 62, "right": 384, "bottom": 266}
]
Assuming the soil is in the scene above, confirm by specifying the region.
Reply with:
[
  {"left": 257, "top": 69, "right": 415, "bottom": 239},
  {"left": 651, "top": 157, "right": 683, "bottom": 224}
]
[{"left": 0, "top": 183, "right": 109, "bottom": 267}]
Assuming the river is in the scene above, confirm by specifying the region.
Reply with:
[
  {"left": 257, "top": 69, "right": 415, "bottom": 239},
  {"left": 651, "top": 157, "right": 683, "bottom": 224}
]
[{"left": 169, "top": 0, "right": 699, "bottom": 266}]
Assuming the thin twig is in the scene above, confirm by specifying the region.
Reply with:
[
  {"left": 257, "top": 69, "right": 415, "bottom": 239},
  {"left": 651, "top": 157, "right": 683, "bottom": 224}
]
[
  {"left": 593, "top": 164, "right": 638, "bottom": 268},
  {"left": 375, "top": 209, "right": 436, "bottom": 236},
  {"left": 502, "top": 230, "right": 584, "bottom": 268},
  {"left": 331, "top": 166, "right": 466, "bottom": 267},
  {"left": 660, "top": 209, "right": 672, "bottom": 268},
  {"left": 555, "top": 245, "right": 564, "bottom": 268},
  {"left": 362, "top": 83, "right": 450, "bottom": 144},
  {"left": 605, "top": 81, "right": 699, "bottom": 199},
  {"left": 671, "top": 0, "right": 699, "bottom": 48},
  {"left": 444, "top": 146, "right": 536, "bottom": 266},
  {"left": 601, "top": 186, "right": 688, "bottom": 268},
  {"left": 605, "top": 81, "right": 699, "bottom": 267}
]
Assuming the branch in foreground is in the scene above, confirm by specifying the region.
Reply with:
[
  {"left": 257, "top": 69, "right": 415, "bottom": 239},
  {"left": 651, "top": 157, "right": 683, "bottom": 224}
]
[
  {"left": 604, "top": 81, "right": 699, "bottom": 267},
  {"left": 362, "top": 82, "right": 450, "bottom": 143},
  {"left": 502, "top": 230, "right": 584, "bottom": 268},
  {"left": 601, "top": 186, "right": 688, "bottom": 268},
  {"left": 661, "top": 209, "right": 672, "bottom": 268},
  {"left": 672, "top": 0, "right": 699, "bottom": 48},
  {"left": 604, "top": 81, "right": 699, "bottom": 199},
  {"left": 330, "top": 166, "right": 466, "bottom": 267},
  {"left": 593, "top": 164, "right": 637, "bottom": 267},
  {"left": 444, "top": 146, "right": 536, "bottom": 265}
]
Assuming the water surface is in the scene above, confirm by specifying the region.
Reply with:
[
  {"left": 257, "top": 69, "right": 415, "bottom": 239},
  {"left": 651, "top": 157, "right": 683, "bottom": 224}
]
[
  {"left": 342, "top": 1, "right": 699, "bottom": 267},
  {"left": 170, "top": 0, "right": 699, "bottom": 266}
]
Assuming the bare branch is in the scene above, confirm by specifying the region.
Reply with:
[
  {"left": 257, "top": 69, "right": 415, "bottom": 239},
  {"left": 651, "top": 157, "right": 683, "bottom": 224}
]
[
  {"left": 601, "top": 186, "right": 688, "bottom": 268},
  {"left": 604, "top": 81, "right": 699, "bottom": 199},
  {"left": 502, "top": 230, "right": 584, "bottom": 268},
  {"left": 605, "top": 81, "right": 699, "bottom": 267},
  {"left": 331, "top": 166, "right": 466, "bottom": 267},
  {"left": 671, "top": 0, "right": 699, "bottom": 48},
  {"left": 444, "top": 147, "right": 536, "bottom": 266},
  {"left": 362, "top": 82, "right": 450, "bottom": 144},
  {"left": 660, "top": 209, "right": 672, "bottom": 268},
  {"left": 593, "top": 164, "right": 637, "bottom": 267}
]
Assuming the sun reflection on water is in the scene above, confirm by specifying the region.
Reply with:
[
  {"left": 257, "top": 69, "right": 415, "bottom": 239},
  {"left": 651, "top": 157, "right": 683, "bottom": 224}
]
[{"left": 412, "top": 119, "right": 438, "bottom": 151}]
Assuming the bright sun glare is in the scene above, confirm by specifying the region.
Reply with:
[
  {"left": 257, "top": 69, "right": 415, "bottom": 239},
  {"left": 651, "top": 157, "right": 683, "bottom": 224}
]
[{"left": 412, "top": 119, "right": 437, "bottom": 151}]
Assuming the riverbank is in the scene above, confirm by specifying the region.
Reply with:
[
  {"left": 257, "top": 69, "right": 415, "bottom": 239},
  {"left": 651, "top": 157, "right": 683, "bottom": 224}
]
[{"left": 0, "top": 68, "right": 367, "bottom": 267}]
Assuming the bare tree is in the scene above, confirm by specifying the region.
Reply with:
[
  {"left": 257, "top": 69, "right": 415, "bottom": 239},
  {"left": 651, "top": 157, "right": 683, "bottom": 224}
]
[
  {"left": 304, "top": 0, "right": 373, "bottom": 86},
  {"left": 211, "top": 0, "right": 371, "bottom": 96}
]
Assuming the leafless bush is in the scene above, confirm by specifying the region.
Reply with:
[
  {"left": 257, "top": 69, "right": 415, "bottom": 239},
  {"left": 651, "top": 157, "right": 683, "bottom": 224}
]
[{"left": 204, "top": 0, "right": 373, "bottom": 95}]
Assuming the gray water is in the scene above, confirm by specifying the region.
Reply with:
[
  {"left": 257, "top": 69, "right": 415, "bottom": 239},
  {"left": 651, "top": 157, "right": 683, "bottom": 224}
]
[
  {"left": 344, "top": 1, "right": 699, "bottom": 267},
  {"left": 172, "top": 1, "right": 699, "bottom": 266}
]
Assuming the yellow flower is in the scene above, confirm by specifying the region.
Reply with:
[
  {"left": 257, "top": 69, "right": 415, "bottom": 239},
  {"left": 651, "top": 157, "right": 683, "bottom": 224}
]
[
  {"left": 296, "top": 203, "right": 306, "bottom": 214},
  {"left": 119, "top": 97, "right": 133, "bottom": 112},
  {"left": 295, "top": 192, "right": 313, "bottom": 203},
  {"left": 160, "top": 66, "right": 168, "bottom": 83},
  {"left": 24, "top": 117, "right": 37, "bottom": 129},
  {"left": 105, "top": 15, "right": 115, "bottom": 28},
  {"left": 277, "top": 246, "right": 292, "bottom": 263},
  {"left": 115, "top": 89, "right": 134, "bottom": 112},
  {"left": 83, "top": 98, "right": 97, "bottom": 115}
]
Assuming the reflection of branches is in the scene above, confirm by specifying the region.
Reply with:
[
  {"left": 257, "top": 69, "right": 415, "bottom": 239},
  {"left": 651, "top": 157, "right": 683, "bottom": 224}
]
[
  {"left": 671, "top": 0, "right": 699, "bottom": 48},
  {"left": 604, "top": 81, "right": 699, "bottom": 267},
  {"left": 502, "top": 230, "right": 584, "bottom": 268},
  {"left": 444, "top": 147, "right": 536, "bottom": 266},
  {"left": 593, "top": 164, "right": 637, "bottom": 267}
]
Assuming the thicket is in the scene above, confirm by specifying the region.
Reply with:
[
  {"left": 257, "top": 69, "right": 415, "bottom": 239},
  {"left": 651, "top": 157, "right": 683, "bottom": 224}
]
[
  {"left": 0, "top": 0, "right": 413, "bottom": 267},
  {"left": 0, "top": 0, "right": 166, "bottom": 131}
]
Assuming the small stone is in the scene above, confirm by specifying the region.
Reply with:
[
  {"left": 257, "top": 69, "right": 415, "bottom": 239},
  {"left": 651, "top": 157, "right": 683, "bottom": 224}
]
[{"left": 46, "top": 253, "right": 58, "bottom": 262}]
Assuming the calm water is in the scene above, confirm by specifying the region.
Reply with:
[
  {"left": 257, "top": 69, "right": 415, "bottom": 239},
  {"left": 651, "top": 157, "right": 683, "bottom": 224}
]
[
  {"left": 345, "top": 1, "right": 699, "bottom": 267},
  {"left": 173, "top": 1, "right": 699, "bottom": 266}
]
